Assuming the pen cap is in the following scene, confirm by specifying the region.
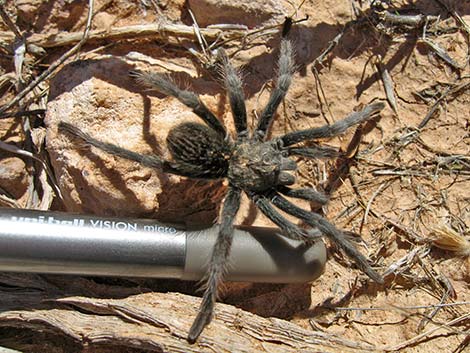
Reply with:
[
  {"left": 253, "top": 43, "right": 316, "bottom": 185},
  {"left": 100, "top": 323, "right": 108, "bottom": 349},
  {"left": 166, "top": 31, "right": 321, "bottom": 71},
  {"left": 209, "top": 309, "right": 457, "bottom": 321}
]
[{"left": 183, "top": 226, "right": 327, "bottom": 283}]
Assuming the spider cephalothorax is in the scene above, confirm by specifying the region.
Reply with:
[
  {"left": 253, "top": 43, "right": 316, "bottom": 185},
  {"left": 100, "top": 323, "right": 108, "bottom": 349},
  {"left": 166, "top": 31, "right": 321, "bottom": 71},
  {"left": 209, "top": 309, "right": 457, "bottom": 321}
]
[
  {"left": 228, "top": 140, "right": 296, "bottom": 191},
  {"left": 59, "top": 18, "right": 385, "bottom": 343}
]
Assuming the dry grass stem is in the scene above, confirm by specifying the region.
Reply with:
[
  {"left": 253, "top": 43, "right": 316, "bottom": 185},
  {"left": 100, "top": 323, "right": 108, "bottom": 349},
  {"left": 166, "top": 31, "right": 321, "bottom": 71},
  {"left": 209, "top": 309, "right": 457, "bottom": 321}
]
[
  {"left": 383, "top": 246, "right": 430, "bottom": 277},
  {"left": 336, "top": 301, "right": 470, "bottom": 312},
  {"left": 434, "top": 0, "right": 470, "bottom": 35},
  {"left": 0, "top": 140, "right": 63, "bottom": 200},
  {"left": 0, "top": 193, "right": 20, "bottom": 208},
  {"left": 381, "top": 312, "right": 470, "bottom": 352},
  {"left": 311, "top": 31, "right": 343, "bottom": 69}
]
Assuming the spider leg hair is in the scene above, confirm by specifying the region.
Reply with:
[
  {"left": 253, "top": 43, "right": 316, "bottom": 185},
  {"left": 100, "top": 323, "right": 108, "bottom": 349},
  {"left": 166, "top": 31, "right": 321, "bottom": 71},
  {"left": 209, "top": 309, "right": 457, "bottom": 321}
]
[
  {"left": 59, "top": 122, "right": 189, "bottom": 177},
  {"left": 287, "top": 145, "right": 341, "bottom": 159},
  {"left": 188, "top": 187, "right": 241, "bottom": 343},
  {"left": 130, "top": 70, "right": 226, "bottom": 137},
  {"left": 248, "top": 191, "right": 315, "bottom": 243},
  {"left": 217, "top": 50, "right": 248, "bottom": 138},
  {"left": 280, "top": 102, "right": 385, "bottom": 146},
  {"left": 266, "top": 190, "right": 384, "bottom": 283},
  {"left": 277, "top": 185, "right": 329, "bottom": 205},
  {"left": 255, "top": 20, "right": 295, "bottom": 139}
]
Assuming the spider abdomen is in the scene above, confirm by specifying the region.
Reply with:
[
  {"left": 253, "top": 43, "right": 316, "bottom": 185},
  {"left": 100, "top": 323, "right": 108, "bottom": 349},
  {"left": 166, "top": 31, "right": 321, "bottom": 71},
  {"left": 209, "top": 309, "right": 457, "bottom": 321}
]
[
  {"left": 167, "top": 122, "right": 231, "bottom": 178},
  {"left": 228, "top": 141, "right": 296, "bottom": 192}
]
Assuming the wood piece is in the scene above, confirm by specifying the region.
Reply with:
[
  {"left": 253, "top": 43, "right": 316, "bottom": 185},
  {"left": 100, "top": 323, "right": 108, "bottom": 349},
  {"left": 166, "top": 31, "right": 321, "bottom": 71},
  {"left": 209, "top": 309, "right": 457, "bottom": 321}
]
[
  {"left": 0, "top": 290, "right": 374, "bottom": 352},
  {"left": 0, "top": 24, "right": 226, "bottom": 49}
]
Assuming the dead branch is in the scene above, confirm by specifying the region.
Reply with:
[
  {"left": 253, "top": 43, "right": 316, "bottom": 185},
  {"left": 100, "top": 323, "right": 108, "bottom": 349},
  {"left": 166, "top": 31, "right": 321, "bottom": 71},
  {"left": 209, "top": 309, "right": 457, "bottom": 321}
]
[
  {"left": 377, "top": 10, "right": 438, "bottom": 28},
  {"left": 0, "top": 291, "right": 378, "bottom": 353},
  {"left": 0, "top": 23, "right": 230, "bottom": 49}
]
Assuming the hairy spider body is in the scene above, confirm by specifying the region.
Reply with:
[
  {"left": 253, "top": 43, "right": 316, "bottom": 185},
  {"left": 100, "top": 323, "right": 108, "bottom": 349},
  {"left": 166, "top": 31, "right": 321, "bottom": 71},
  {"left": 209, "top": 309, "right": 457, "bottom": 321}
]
[
  {"left": 168, "top": 121, "right": 297, "bottom": 191},
  {"left": 167, "top": 122, "right": 230, "bottom": 178},
  {"left": 228, "top": 140, "right": 296, "bottom": 191},
  {"left": 59, "top": 19, "right": 385, "bottom": 343}
]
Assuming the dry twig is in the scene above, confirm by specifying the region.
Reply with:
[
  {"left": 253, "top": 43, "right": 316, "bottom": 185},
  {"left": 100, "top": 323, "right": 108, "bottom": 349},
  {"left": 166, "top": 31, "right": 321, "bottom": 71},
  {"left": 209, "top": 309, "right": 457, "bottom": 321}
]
[
  {"left": 377, "top": 10, "right": 438, "bottom": 28},
  {"left": 375, "top": 56, "right": 398, "bottom": 115},
  {"left": 418, "top": 79, "right": 470, "bottom": 129},
  {"left": 0, "top": 0, "right": 95, "bottom": 114}
]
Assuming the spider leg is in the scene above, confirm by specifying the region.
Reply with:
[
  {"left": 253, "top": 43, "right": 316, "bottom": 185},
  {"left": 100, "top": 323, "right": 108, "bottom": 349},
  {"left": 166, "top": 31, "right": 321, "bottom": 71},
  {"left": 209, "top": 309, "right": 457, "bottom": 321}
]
[
  {"left": 287, "top": 145, "right": 341, "bottom": 159},
  {"left": 218, "top": 50, "right": 248, "bottom": 139},
  {"left": 188, "top": 186, "right": 241, "bottom": 343},
  {"left": 266, "top": 190, "right": 384, "bottom": 283},
  {"left": 280, "top": 102, "right": 385, "bottom": 146},
  {"left": 255, "top": 19, "right": 295, "bottom": 140},
  {"left": 277, "top": 185, "right": 328, "bottom": 205},
  {"left": 248, "top": 191, "right": 313, "bottom": 242},
  {"left": 59, "top": 122, "right": 194, "bottom": 178},
  {"left": 131, "top": 70, "right": 226, "bottom": 137}
]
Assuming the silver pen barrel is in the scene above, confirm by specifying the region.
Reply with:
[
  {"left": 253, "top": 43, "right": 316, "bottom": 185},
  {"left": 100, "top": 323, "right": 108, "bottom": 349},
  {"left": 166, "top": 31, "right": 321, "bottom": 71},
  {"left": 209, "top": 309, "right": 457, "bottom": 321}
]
[
  {"left": 0, "top": 208, "right": 326, "bottom": 283},
  {"left": 0, "top": 208, "right": 186, "bottom": 278}
]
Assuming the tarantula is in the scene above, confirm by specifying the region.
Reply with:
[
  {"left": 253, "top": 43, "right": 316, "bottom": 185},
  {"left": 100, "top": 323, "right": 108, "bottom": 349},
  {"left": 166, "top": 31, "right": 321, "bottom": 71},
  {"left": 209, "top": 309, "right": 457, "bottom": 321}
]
[{"left": 59, "top": 19, "right": 384, "bottom": 342}]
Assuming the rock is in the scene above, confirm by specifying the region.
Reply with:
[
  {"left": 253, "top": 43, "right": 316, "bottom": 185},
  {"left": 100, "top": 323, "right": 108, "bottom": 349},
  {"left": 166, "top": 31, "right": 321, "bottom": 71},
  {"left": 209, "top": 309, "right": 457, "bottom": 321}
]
[
  {"left": 0, "top": 157, "right": 28, "bottom": 200},
  {"left": 92, "top": 12, "right": 116, "bottom": 32},
  {"left": 188, "top": 0, "right": 287, "bottom": 28},
  {"left": 45, "top": 56, "right": 225, "bottom": 225},
  {"left": 16, "top": 0, "right": 86, "bottom": 31},
  {"left": 15, "top": 0, "right": 44, "bottom": 24},
  {"left": 0, "top": 117, "right": 29, "bottom": 204}
]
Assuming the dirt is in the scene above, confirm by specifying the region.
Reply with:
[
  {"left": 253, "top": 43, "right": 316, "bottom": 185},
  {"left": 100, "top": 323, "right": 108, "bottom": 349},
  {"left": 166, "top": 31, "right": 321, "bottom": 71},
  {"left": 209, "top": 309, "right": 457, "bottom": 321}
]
[{"left": 0, "top": 0, "right": 469, "bottom": 352}]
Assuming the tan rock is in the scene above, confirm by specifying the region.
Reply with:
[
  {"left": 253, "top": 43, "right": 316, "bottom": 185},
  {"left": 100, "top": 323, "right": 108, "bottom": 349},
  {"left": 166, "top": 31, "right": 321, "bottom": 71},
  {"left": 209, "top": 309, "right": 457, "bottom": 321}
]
[
  {"left": 188, "top": 0, "right": 287, "bottom": 27},
  {"left": 15, "top": 0, "right": 45, "bottom": 23},
  {"left": 0, "top": 157, "right": 28, "bottom": 200}
]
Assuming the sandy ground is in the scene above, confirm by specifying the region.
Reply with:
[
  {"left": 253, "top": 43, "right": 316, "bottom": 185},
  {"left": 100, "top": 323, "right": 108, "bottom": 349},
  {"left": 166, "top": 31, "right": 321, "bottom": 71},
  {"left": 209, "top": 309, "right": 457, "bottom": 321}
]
[{"left": 0, "top": 0, "right": 469, "bottom": 352}]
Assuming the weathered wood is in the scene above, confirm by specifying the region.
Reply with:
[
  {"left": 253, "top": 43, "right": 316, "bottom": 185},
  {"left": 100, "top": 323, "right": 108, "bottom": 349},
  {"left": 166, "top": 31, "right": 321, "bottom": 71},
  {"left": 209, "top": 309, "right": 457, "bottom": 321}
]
[
  {"left": 0, "top": 24, "right": 229, "bottom": 48},
  {"left": 0, "top": 274, "right": 374, "bottom": 352}
]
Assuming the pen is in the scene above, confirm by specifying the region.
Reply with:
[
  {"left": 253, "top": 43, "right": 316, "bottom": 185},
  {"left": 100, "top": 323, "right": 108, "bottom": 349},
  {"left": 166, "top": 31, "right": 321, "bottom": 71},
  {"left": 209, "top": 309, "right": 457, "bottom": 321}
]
[{"left": 0, "top": 208, "right": 326, "bottom": 283}]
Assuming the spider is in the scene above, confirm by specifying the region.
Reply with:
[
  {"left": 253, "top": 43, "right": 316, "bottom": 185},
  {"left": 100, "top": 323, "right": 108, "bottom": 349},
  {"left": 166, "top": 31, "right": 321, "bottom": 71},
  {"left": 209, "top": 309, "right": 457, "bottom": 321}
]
[{"left": 58, "top": 19, "right": 384, "bottom": 343}]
